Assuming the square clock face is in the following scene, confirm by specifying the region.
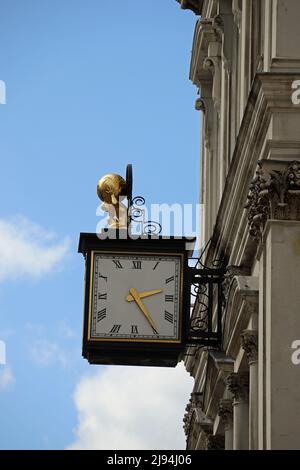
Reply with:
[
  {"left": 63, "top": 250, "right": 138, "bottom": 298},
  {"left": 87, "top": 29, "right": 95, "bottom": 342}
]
[{"left": 88, "top": 252, "right": 183, "bottom": 343}]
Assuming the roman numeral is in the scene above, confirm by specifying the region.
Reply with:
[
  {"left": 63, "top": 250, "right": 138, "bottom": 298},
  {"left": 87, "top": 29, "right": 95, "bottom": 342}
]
[
  {"left": 110, "top": 324, "right": 122, "bottom": 334},
  {"left": 113, "top": 260, "right": 123, "bottom": 269},
  {"left": 97, "top": 308, "right": 106, "bottom": 322},
  {"left": 165, "top": 311, "right": 174, "bottom": 324},
  {"left": 132, "top": 261, "right": 142, "bottom": 269},
  {"left": 98, "top": 273, "right": 108, "bottom": 282},
  {"left": 131, "top": 325, "right": 139, "bottom": 334},
  {"left": 98, "top": 293, "right": 107, "bottom": 300},
  {"left": 165, "top": 275, "right": 174, "bottom": 284},
  {"left": 153, "top": 261, "right": 160, "bottom": 270},
  {"left": 165, "top": 295, "right": 174, "bottom": 302}
]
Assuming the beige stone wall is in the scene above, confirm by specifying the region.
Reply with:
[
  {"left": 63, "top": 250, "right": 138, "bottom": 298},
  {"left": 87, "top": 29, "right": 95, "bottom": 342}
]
[{"left": 178, "top": 0, "right": 300, "bottom": 450}]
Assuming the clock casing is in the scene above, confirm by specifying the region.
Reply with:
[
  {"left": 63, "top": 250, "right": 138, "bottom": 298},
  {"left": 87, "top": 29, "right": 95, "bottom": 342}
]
[{"left": 78, "top": 233, "right": 194, "bottom": 367}]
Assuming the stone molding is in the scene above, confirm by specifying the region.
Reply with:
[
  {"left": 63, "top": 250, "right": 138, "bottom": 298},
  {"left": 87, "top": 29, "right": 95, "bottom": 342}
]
[
  {"left": 212, "top": 15, "right": 224, "bottom": 40},
  {"left": 232, "top": 0, "right": 242, "bottom": 31},
  {"left": 227, "top": 372, "right": 249, "bottom": 402},
  {"left": 190, "top": 17, "right": 221, "bottom": 86},
  {"left": 195, "top": 96, "right": 214, "bottom": 150},
  {"left": 183, "top": 392, "right": 203, "bottom": 437},
  {"left": 203, "top": 351, "right": 234, "bottom": 418},
  {"left": 245, "top": 160, "right": 300, "bottom": 241},
  {"left": 218, "top": 398, "right": 233, "bottom": 430},
  {"left": 222, "top": 266, "right": 250, "bottom": 308},
  {"left": 200, "top": 74, "right": 300, "bottom": 275},
  {"left": 223, "top": 275, "right": 258, "bottom": 359},
  {"left": 241, "top": 330, "right": 258, "bottom": 365},
  {"left": 203, "top": 56, "right": 221, "bottom": 112}
]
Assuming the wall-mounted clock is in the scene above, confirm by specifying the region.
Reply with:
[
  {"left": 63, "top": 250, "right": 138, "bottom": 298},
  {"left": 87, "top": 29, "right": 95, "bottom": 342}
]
[{"left": 79, "top": 234, "right": 195, "bottom": 367}]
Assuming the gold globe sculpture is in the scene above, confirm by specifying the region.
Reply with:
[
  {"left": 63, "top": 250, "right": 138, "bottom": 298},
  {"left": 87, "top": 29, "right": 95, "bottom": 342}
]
[
  {"left": 97, "top": 173, "right": 128, "bottom": 229},
  {"left": 97, "top": 173, "right": 127, "bottom": 205}
]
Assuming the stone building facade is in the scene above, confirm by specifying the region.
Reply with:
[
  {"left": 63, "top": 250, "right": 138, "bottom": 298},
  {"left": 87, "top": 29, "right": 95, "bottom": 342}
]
[{"left": 176, "top": 0, "right": 300, "bottom": 450}]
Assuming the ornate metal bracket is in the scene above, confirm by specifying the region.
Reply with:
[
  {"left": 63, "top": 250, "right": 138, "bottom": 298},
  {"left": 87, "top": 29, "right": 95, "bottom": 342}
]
[
  {"left": 126, "top": 164, "right": 162, "bottom": 236},
  {"left": 185, "top": 241, "right": 227, "bottom": 350}
]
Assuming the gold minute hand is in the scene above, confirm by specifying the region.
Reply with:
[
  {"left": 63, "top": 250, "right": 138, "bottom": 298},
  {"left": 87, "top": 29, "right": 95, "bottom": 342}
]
[
  {"left": 126, "top": 289, "right": 163, "bottom": 302},
  {"left": 129, "top": 287, "right": 159, "bottom": 334}
]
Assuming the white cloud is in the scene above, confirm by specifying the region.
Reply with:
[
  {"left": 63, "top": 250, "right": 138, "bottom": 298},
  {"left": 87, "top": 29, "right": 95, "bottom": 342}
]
[
  {"left": 67, "top": 363, "right": 194, "bottom": 450},
  {"left": 29, "top": 339, "right": 68, "bottom": 368},
  {"left": 0, "top": 366, "right": 15, "bottom": 391},
  {"left": 0, "top": 216, "right": 70, "bottom": 282}
]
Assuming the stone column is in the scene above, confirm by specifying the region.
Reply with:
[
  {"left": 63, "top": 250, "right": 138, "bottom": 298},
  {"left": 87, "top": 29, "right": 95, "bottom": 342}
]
[
  {"left": 245, "top": 160, "right": 300, "bottom": 449},
  {"left": 241, "top": 330, "right": 258, "bottom": 450},
  {"left": 259, "top": 220, "right": 300, "bottom": 449},
  {"left": 227, "top": 372, "right": 249, "bottom": 450},
  {"left": 218, "top": 398, "right": 233, "bottom": 450}
]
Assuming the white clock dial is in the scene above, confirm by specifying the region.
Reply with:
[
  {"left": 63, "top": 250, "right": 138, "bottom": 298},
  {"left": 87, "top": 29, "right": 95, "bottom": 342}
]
[{"left": 89, "top": 252, "right": 182, "bottom": 342}]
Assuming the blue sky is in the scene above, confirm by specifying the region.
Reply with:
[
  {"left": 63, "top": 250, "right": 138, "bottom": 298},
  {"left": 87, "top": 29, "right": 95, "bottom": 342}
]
[{"left": 0, "top": 1, "right": 198, "bottom": 449}]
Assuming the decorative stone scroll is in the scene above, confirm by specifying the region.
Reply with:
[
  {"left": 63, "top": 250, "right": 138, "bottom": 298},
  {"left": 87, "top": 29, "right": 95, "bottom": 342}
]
[
  {"left": 245, "top": 160, "right": 300, "bottom": 241},
  {"left": 195, "top": 96, "right": 214, "bottom": 151}
]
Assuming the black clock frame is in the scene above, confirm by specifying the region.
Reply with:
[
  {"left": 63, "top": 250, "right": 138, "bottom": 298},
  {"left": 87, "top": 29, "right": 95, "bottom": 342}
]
[{"left": 79, "top": 233, "right": 194, "bottom": 367}]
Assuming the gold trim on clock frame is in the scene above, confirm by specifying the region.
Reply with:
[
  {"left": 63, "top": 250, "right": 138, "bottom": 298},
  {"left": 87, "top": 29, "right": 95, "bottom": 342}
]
[{"left": 87, "top": 250, "right": 185, "bottom": 344}]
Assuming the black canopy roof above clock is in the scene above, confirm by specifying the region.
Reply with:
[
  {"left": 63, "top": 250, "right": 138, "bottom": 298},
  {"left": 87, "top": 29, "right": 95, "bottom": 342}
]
[{"left": 78, "top": 232, "right": 196, "bottom": 257}]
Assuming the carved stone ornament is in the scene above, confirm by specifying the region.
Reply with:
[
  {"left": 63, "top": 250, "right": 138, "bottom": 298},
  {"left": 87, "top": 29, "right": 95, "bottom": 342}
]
[
  {"left": 176, "top": 0, "right": 202, "bottom": 15},
  {"left": 227, "top": 372, "right": 249, "bottom": 402},
  {"left": 203, "top": 56, "right": 221, "bottom": 112},
  {"left": 212, "top": 15, "right": 224, "bottom": 40},
  {"left": 245, "top": 160, "right": 300, "bottom": 241},
  {"left": 195, "top": 95, "right": 214, "bottom": 150},
  {"left": 183, "top": 392, "right": 203, "bottom": 437},
  {"left": 218, "top": 398, "right": 233, "bottom": 430},
  {"left": 198, "top": 18, "right": 221, "bottom": 49},
  {"left": 241, "top": 330, "right": 258, "bottom": 364},
  {"left": 222, "top": 265, "right": 250, "bottom": 308},
  {"left": 195, "top": 97, "right": 206, "bottom": 112}
]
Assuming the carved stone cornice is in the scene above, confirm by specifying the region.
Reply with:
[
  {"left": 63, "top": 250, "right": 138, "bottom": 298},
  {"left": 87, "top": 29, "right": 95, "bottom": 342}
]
[
  {"left": 227, "top": 372, "right": 249, "bottom": 402},
  {"left": 241, "top": 330, "right": 258, "bottom": 365},
  {"left": 176, "top": 0, "right": 203, "bottom": 15},
  {"left": 218, "top": 398, "right": 233, "bottom": 430},
  {"left": 245, "top": 160, "right": 300, "bottom": 241}
]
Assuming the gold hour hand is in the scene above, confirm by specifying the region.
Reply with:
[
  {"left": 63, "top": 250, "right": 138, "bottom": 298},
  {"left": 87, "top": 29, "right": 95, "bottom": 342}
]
[
  {"left": 126, "top": 289, "right": 163, "bottom": 302},
  {"left": 129, "top": 287, "right": 159, "bottom": 334}
]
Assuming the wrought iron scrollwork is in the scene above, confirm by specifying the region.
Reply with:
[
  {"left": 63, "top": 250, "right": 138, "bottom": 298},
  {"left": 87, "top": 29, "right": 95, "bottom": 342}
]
[
  {"left": 186, "top": 239, "right": 227, "bottom": 350},
  {"left": 125, "top": 165, "right": 162, "bottom": 235},
  {"left": 128, "top": 196, "right": 162, "bottom": 236}
]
